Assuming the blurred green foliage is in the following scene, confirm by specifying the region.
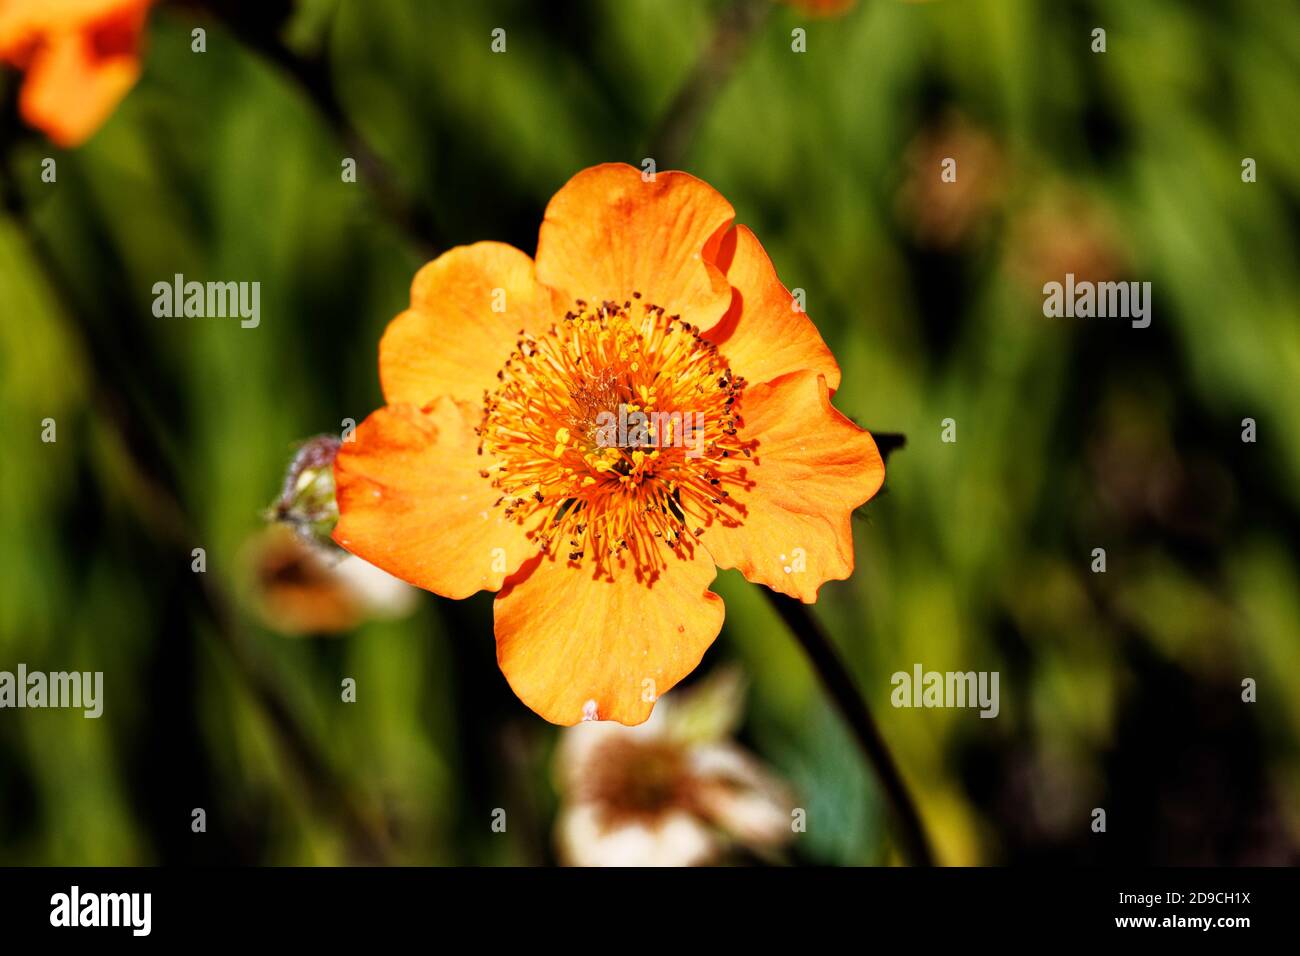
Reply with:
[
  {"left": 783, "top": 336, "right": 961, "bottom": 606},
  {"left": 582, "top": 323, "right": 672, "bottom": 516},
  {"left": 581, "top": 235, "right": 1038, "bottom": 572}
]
[{"left": 1, "top": 0, "right": 1297, "bottom": 865}]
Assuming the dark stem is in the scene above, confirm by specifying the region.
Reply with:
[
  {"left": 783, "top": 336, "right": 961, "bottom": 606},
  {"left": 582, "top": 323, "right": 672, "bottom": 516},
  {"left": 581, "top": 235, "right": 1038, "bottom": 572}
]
[
  {"left": 646, "top": 0, "right": 772, "bottom": 168},
  {"left": 763, "top": 591, "right": 935, "bottom": 866},
  {"left": 195, "top": 0, "right": 443, "bottom": 257}
]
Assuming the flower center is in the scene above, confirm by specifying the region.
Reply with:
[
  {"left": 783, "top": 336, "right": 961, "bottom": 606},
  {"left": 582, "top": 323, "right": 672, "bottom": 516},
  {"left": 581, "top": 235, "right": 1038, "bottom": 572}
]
[
  {"left": 585, "top": 738, "right": 693, "bottom": 821},
  {"left": 478, "top": 296, "right": 751, "bottom": 576}
]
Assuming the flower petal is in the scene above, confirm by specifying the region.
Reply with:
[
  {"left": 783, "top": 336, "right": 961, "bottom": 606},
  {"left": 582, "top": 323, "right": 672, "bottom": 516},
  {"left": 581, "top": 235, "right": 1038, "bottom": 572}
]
[
  {"left": 690, "top": 742, "right": 796, "bottom": 848},
  {"left": 706, "top": 225, "right": 841, "bottom": 389},
  {"left": 494, "top": 544, "right": 725, "bottom": 726},
  {"left": 379, "top": 242, "right": 558, "bottom": 407},
  {"left": 701, "top": 370, "right": 884, "bottom": 603},
  {"left": 535, "top": 163, "right": 735, "bottom": 330},
  {"left": 18, "top": 15, "right": 143, "bottom": 147},
  {"left": 557, "top": 804, "right": 716, "bottom": 867},
  {"left": 332, "top": 399, "right": 535, "bottom": 598}
]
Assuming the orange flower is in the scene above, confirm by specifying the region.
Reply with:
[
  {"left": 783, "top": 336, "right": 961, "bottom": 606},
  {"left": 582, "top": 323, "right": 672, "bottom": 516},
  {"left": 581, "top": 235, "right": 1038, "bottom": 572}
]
[
  {"left": 334, "top": 163, "right": 884, "bottom": 725},
  {"left": 0, "top": 0, "right": 153, "bottom": 147}
]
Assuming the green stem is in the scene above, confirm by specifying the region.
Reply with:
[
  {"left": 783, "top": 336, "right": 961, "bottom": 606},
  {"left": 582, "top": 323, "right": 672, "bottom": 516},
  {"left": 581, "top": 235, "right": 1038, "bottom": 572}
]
[
  {"left": 646, "top": 0, "right": 772, "bottom": 168},
  {"left": 764, "top": 590, "right": 935, "bottom": 866}
]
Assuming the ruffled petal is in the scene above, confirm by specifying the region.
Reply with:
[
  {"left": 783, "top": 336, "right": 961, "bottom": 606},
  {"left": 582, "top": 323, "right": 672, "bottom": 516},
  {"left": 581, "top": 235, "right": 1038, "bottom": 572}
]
[
  {"left": 701, "top": 370, "right": 883, "bottom": 602},
  {"left": 379, "top": 241, "right": 558, "bottom": 407},
  {"left": 535, "top": 163, "right": 735, "bottom": 331},
  {"left": 332, "top": 398, "right": 536, "bottom": 598},
  {"left": 706, "top": 225, "right": 840, "bottom": 389},
  {"left": 493, "top": 544, "right": 725, "bottom": 726}
]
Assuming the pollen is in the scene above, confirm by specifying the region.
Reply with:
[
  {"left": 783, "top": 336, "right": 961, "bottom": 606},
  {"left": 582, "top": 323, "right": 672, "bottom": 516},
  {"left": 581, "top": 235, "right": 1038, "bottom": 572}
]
[{"left": 477, "top": 298, "right": 751, "bottom": 575}]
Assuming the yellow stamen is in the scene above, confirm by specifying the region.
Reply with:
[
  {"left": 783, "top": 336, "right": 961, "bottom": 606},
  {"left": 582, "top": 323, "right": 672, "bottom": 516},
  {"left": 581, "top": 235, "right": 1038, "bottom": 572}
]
[{"left": 477, "top": 297, "right": 752, "bottom": 574}]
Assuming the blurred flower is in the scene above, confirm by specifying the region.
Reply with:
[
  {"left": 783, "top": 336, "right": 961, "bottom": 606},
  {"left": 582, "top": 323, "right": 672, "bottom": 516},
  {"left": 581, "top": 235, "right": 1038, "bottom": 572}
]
[
  {"left": 897, "top": 113, "right": 1007, "bottom": 248},
  {"left": 0, "top": 0, "right": 153, "bottom": 146},
  {"left": 783, "top": 0, "right": 857, "bottom": 17},
  {"left": 249, "top": 435, "right": 415, "bottom": 635},
  {"left": 554, "top": 667, "right": 795, "bottom": 866},
  {"left": 332, "top": 162, "right": 885, "bottom": 725},
  {"left": 243, "top": 524, "right": 417, "bottom": 636},
  {"left": 1086, "top": 394, "right": 1235, "bottom": 541},
  {"left": 1004, "top": 185, "right": 1129, "bottom": 292},
  {"left": 782, "top": 0, "right": 933, "bottom": 13}
]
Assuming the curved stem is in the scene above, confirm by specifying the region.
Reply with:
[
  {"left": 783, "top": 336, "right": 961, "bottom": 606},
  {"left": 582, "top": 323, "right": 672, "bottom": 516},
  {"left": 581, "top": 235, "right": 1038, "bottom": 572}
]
[
  {"left": 763, "top": 590, "right": 935, "bottom": 866},
  {"left": 646, "top": 0, "right": 772, "bottom": 167},
  {"left": 197, "top": 0, "right": 443, "bottom": 257}
]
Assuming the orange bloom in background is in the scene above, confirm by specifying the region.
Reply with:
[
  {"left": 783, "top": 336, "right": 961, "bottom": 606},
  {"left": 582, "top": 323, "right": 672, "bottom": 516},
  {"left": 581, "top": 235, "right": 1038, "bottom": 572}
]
[
  {"left": 898, "top": 113, "right": 1007, "bottom": 249},
  {"left": 242, "top": 525, "right": 417, "bottom": 636},
  {"left": 0, "top": 0, "right": 153, "bottom": 147},
  {"left": 334, "top": 162, "right": 884, "bottom": 725}
]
